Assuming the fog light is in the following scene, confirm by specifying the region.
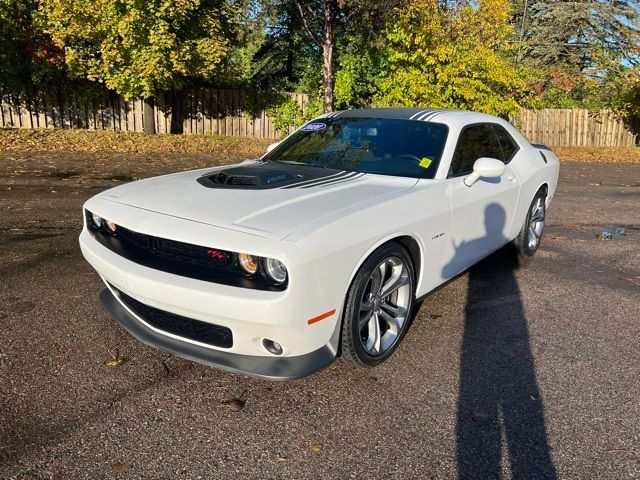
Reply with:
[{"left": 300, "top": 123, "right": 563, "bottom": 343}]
[{"left": 262, "top": 339, "right": 283, "bottom": 355}]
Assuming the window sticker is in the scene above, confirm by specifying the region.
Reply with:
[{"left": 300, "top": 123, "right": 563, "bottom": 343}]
[
  {"left": 419, "top": 157, "right": 433, "bottom": 169},
  {"left": 301, "top": 122, "right": 327, "bottom": 132}
]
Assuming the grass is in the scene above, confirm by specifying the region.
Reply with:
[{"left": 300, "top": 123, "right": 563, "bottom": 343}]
[{"left": 0, "top": 128, "right": 638, "bottom": 163}]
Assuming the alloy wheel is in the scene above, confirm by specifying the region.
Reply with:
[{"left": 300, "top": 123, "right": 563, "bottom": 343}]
[
  {"left": 528, "top": 196, "right": 546, "bottom": 251},
  {"left": 358, "top": 256, "right": 412, "bottom": 356}
]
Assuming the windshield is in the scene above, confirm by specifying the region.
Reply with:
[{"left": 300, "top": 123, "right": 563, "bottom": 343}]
[{"left": 264, "top": 117, "right": 448, "bottom": 179}]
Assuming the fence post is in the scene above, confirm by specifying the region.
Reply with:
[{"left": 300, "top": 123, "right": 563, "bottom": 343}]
[{"left": 143, "top": 97, "right": 156, "bottom": 134}]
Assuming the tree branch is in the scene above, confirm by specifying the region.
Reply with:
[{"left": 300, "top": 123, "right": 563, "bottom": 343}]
[{"left": 294, "top": 1, "right": 323, "bottom": 46}]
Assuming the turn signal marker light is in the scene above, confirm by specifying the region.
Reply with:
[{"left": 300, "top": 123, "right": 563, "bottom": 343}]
[{"left": 307, "top": 309, "right": 336, "bottom": 325}]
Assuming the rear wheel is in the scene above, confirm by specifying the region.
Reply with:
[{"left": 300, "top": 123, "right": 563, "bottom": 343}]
[
  {"left": 340, "top": 243, "right": 415, "bottom": 367},
  {"left": 514, "top": 190, "right": 547, "bottom": 258}
]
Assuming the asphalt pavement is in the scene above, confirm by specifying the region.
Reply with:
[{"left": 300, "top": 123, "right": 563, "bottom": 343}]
[{"left": 0, "top": 153, "right": 638, "bottom": 479}]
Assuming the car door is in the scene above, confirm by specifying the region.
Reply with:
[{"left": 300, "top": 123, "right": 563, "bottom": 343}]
[{"left": 441, "top": 123, "right": 522, "bottom": 279}]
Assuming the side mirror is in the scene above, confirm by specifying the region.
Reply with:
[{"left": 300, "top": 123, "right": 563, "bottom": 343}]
[
  {"left": 266, "top": 141, "right": 280, "bottom": 153},
  {"left": 464, "top": 157, "right": 506, "bottom": 187}
]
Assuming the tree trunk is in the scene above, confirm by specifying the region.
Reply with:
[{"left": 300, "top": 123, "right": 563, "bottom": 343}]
[
  {"left": 143, "top": 97, "right": 156, "bottom": 134},
  {"left": 321, "top": 0, "right": 335, "bottom": 113},
  {"left": 286, "top": 4, "right": 295, "bottom": 83}
]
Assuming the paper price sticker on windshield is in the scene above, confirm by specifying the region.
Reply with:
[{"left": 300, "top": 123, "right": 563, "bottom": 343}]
[
  {"left": 419, "top": 157, "right": 433, "bottom": 169},
  {"left": 301, "top": 123, "right": 326, "bottom": 132}
]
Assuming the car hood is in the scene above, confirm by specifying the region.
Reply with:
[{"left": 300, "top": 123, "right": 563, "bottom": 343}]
[{"left": 100, "top": 160, "right": 418, "bottom": 240}]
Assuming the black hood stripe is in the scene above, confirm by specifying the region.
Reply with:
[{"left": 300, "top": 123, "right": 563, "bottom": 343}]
[
  {"left": 281, "top": 170, "right": 349, "bottom": 189},
  {"left": 300, "top": 171, "right": 360, "bottom": 188},
  {"left": 317, "top": 173, "right": 366, "bottom": 188}
]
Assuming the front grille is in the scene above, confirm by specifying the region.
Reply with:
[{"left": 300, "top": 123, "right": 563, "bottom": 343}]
[
  {"left": 118, "top": 227, "right": 150, "bottom": 248},
  {"left": 85, "top": 210, "right": 285, "bottom": 291},
  {"left": 153, "top": 236, "right": 229, "bottom": 268},
  {"left": 116, "top": 288, "right": 233, "bottom": 348}
]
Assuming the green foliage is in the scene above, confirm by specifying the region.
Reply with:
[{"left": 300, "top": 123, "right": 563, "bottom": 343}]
[
  {"left": 2, "top": 0, "right": 639, "bottom": 126},
  {"left": 0, "top": 0, "right": 65, "bottom": 95},
  {"left": 531, "top": 70, "right": 609, "bottom": 110},
  {"left": 513, "top": 0, "right": 640, "bottom": 114},
  {"left": 333, "top": 37, "right": 380, "bottom": 109},
  {"left": 519, "top": 0, "right": 640, "bottom": 73},
  {"left": 246, "top": 1, "right": 319, "bottom": 91},
  {"left": 264, "top": 93, "right": 321, "bottom": 134},
  {"left": 374, "top": 0, "right": 530, "bottom": 117},
  {"left": 40, "top": 0, "right": 243, "bottom": 98}
]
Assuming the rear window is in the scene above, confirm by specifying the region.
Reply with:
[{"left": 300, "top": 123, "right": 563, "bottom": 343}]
[{"left": 493, "top": 125, "right": 519, "bottom": 161}]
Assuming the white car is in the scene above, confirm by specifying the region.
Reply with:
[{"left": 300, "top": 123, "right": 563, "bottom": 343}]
[{"left": 80, "top": 108, "right": 559, "bottom": 380}]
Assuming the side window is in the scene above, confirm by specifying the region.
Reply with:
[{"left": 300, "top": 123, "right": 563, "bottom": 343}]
[
  {"left": 449, "top": 124, "right": 503, "bottom": 177},
  {"left": 492, "top": 124, "right": 519, "bottom": 162}
]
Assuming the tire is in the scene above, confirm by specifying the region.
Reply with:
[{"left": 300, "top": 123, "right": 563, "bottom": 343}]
[
  {"left": 340, "top": 242, "right": 416, "bottom": 367},
  {"left": 514, "top": 189, "right": 547, "bottom": 258}
]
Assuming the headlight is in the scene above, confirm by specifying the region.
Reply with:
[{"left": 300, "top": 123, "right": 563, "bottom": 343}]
[
  {"left": 238, "top": 253, "right": 288, "bottom": 285},
  {"left": 264, "top": 258, "right": 288, "bottom": 285},
  {"left": 90, "top": 212, "right": 104, "bottom": 229},
  {"left": 238, "top": 253, "right": 259, "bottom": 275}
]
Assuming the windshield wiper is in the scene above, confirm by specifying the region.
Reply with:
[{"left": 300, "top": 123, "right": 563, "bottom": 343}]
[{"left": 272, "top": 159, "right": 331, "bottom": 169}]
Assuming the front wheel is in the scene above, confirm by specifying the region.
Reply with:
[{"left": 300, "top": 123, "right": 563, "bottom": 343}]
[
  {"left": 514, "top": 190, "right": 547, "bottom": 258},
  {"left": 340, "top": 243, "right": 415, "bottom": 367}
]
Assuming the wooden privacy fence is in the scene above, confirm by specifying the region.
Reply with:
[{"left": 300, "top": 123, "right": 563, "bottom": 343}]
[
  {"left": 0, "top": 88, "right": 309, "bottom": 139},
  {"left": 1, "top": 91, "right": 637, "bottom": 147},
  {"left": 515, "top": 109, "right": 637, "bottom": 147}
]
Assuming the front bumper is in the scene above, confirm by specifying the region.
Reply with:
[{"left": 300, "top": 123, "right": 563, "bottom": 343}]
[
  {"left": 100, "top": 287, "right": 336, "bottom": 380},
  {"left": 79, "top": 197, "right": 345, "bottom": 379}
]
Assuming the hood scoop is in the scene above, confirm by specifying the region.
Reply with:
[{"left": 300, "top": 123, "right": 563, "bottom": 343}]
[
  {"left": 197, "top": 161, "right": 341, "bottom": 190},
  {"left": 215, "top": 173, "right": 261, "bottom": 186}
]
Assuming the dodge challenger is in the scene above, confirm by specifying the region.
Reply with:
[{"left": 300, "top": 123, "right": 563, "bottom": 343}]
[{"left": 80, "top": 108, "right": 559, "bottom": 380}]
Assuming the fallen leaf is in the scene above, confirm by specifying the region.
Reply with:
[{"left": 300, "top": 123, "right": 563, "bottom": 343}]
[
  {"left": 219, "top": 398, "right": 246, "bottom": 411},
  {"left": 311, "top": 443, "right": 323, "bottom": 453},
  {"left": 104, "top": 350, "right": 129, "bottom": 367},
  {"left": 111, "top": 463, "right": 129, "bottom": 474}
]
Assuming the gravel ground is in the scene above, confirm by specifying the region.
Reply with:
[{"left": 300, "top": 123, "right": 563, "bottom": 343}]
[{"left": 0, "top": 152, "right": 638, "bottom": 479}]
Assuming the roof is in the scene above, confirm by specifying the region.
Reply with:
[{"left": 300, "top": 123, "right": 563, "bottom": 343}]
[{"left": 320, "top": 107, "right": 502, "bottom": 125}]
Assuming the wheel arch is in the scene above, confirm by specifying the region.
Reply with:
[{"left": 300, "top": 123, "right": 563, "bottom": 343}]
[
  {"left": 512, "top": 181, "right": 550, "bottom": 239},
  {"left": 538, "top": 182, "right": 549, "bottom": 195},
  {"left": 345, "top": 233, "right": 424, "bottom": 298}
]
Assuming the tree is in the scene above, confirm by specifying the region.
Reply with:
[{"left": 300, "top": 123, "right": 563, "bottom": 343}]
[
  {"left": 40, "top": 0, "right": 242, "bottom": 132},
  {"left": 513, "top": 1, "right": 640, "bottom": 109},
  {"left": 292, "top": 0, "right": 337, "bottom": 112},
  {"left": 0, "top": 0, "right": 64, "bottom": 95},
  {"left": 291, "top": 0, "right": 404, "bottom": 112},
  {"left": 518, "top": 0, "right": 640, "bottom": 72},
  {"left": 375, "top": 0, "right": 531, "bottom": 117},
  {"left": 247, "top": 0, "right": 317, "bottom": 91}
]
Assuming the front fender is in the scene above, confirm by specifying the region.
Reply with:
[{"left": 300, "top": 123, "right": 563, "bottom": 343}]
[{"left": 286, "top": 184, "right": 451, "bottom": 300}]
